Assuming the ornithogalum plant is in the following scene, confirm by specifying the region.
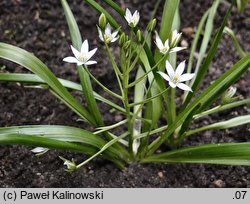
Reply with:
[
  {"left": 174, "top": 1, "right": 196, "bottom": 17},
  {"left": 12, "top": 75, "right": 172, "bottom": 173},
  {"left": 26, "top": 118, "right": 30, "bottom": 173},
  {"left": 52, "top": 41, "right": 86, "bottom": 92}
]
[{"left": 0, "top": 0, "right": 250, "bottom": 171}]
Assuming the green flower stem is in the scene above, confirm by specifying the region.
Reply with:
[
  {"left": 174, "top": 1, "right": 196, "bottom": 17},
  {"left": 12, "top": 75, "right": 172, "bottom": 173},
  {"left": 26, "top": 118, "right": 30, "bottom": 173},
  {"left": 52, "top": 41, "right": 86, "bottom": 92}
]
[
  {"left": 93, "top": 119, "right": 128, "bottom": 135},
  {"left": 125, "top": 31, "right": 135, "bottom": 73},
  {"left": 127, "top": 31, "right": 151, "bottom": 73},
  {"left": 78, "top": 66, "right": 128, "bottom": 159},
  {"left": 122, "top": 70, "right": 134, "bottom": 158},
  {"left": 170, "top": 88, "right": 176, "bottom": 121},
  {"left": 103, "top": 37, "right": 124, "bottom": 97},
  {"left": 129, "top": 88, "right": 169, "bottom": 107},
  {"left": 84, "top": 66, "right": 122, "bottom": 100},
  {"left": 135, "top": 125, "right": 169, "bottom": 140},
  {"left": 108, "top": 132, "right": 129, "bottom": 146},
  {"left": 76, "top": 131, "right": 128, "bottom": 169}
]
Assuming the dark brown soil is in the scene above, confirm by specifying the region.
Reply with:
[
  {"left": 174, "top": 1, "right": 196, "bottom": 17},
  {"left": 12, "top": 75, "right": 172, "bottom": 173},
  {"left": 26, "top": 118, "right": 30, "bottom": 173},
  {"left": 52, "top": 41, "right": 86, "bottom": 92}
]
[{"left": 0, "top": 0, "right": 250, "bottom": 187}]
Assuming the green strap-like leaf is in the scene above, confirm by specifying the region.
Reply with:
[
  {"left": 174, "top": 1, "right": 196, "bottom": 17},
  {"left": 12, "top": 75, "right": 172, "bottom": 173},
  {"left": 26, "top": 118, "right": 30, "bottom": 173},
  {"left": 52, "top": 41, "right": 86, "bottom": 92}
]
[
  {"left": 102, "top": 0, "right": 124, "bottom": 15},
  {"left": 192, "top": 0, "right": 220, "bottom": 80},
  {"left": 61, "top": 0, "right": 82, "bottom": 50},
  {"left": 85, "top": 0, "right": 120, "bottom": 29},
  {"left": 183, "top": 3, "right": 232, "bottom": 107},
  {"left": 0, "top": 134, "right": 97, "bottom": 155},
  {"left": 0, "top": 125, "right": 126, "bottom": 162},
  {"left": 224, "top": 27, "right": 247, "bottom": 58},
  {"left": 159, "top": 0, "right": 180, "bottom": 42},
  {"left": 236, "top": 0, "right": 249, "bottom": 13},
  {"left": 185, "top": 115, "right": 250, "bottom": 137},
  {"left": 194, "top": 99, "right": 250, "bottom": 119},
  {"left": 143, "top": 142, "right": 250, "bottom": 166}
]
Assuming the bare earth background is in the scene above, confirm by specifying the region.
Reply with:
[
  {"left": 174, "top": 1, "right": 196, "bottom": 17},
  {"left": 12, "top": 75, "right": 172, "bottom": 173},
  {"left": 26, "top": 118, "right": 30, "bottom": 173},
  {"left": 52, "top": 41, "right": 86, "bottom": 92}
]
[{"left": 0, "top": 0, "right": 250, "bottom": 187}]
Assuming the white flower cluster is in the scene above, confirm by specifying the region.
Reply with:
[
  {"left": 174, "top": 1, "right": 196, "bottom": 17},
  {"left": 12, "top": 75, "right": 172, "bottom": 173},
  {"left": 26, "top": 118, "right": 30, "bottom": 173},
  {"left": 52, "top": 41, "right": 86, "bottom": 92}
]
[{"left": 62, "top": 8, "right": 194, "bottom": 91}]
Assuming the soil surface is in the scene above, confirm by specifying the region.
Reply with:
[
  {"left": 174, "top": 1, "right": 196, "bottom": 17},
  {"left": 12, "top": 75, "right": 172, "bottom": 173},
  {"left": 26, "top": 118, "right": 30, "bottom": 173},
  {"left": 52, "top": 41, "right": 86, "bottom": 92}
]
[{"left": 0, "top": 0, "right": 250, "bottom": 187}]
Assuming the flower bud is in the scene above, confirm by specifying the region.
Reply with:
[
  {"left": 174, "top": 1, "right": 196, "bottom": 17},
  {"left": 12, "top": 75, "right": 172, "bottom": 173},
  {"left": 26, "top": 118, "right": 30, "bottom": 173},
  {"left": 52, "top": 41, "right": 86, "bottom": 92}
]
[
  {"left": 124, "top": 40, "right": 131, "bottom": 50},
  {"left": 59, "top": 156, "right": 77, "bottom": 172},
  {"left": 136, "top": 30, "right": 142, "bottom": 42},
  {"left": 221, "top": 86, "right": 237, "bottom": 105},
  {"left": 169, "top": 30, "right": 182, "bottom": 48},
  {"left": 119, "top": 33, "right": 126, "bottom": 46},
  {"left": 147, "top": 18, "right": 157, "bottom": 32},
  {"left": 125, "top": 35, "right": 129, "bottom": 42},
  {"left": 99, "top": 13, "right": 106, "bottom": 30}
]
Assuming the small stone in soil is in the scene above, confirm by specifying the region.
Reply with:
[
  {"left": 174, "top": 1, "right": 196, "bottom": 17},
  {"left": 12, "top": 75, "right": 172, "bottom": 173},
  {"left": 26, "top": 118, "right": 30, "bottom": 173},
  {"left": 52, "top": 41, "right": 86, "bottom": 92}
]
[
  {"left": 115, "top": 113, "right": 123, "bottom": 122},
  {"left": 212, "top": 179, "right": 224, "bottom": 188},
  {"left": 89, "top": 170, "right": 94, "bottom": 174},
  {"left": 158, "top": 172, "right": 164, "bottom": 178},
  {"left": 181, "top": 39, "right": 189, "bottom": 48},
  {"left": 182, "top": 27, "right": 195, "bottom": 36}
]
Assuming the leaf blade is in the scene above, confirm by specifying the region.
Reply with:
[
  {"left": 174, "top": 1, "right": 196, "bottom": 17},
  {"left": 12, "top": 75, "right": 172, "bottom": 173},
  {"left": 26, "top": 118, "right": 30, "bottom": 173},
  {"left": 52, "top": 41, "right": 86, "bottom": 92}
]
[{"left": 143, "top": 142, "right": 250, "bottom": 166}]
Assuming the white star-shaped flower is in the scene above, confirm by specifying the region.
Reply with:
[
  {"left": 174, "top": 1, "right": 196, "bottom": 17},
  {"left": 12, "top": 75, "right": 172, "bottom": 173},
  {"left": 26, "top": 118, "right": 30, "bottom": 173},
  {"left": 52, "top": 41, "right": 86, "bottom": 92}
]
[
  {"left": 63, "top": 40, "right": 97, "bottom": 66},
  {"left": 155, "top": 32, "right": 185, "bottom": 55},
  {"left": 170, "top": 30, "right": 182, "bottom": 47},
  {"left": 124, "top": 8, "right": 140, "bottom": 28},
  {"left": 158, "top": 60, "right": 195, "bottom": 92},
  {"left": 98, "top": 23, "right": 119, "bottom": 43}
]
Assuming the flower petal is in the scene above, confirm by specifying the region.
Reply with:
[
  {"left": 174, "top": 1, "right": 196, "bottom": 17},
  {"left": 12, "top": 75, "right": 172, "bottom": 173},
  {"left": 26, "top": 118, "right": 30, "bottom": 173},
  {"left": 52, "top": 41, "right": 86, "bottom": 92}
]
[
  {"left": 70, "top": 45, "right": 80, "bottom": 59},
  {"left": 111, "top": 37, "right": 119, "bottom": 42},
  {"left": 155, "top": 32, "right": 164, "bottom": 50},
  {"left": 63, "top": 56, "right": 79, "bottom": 64},
  {"left": 77, "top": 61, "right": 85, "bottom": 66},
  {"left": 172, "top": 30, "right": 178, "bottom": 40},
  {"left": 86, "top": 48, "right": 98, "bottom": 61},
  {"left": 133, "top": 10, "right": 140, "bottom": 25},
  {"left": 170, "top": 46, "right": 186, "bottom": 53},
  {"left": 169, "top": 81, "right": 177, "bottom": 88},
  {"left": 126, "top": 8, "right": 132, "bottom": 18},
  {"left": 157, "top": 71, "right": 170, "bottom": 81},
  {"left": 81, "top": 40, "right": 89, "bottom": 53},
  {"left": 165, "top": 60, "right": 175, "bottom": 78},
  {"left": 125, "top": 8, "right": 132, "bottom": 23},
  {"left": 105, "top": 23, "right": 112, "bottom": 35},
  {"left": 85, "top": 60, "right": 97, "bottom": 65},
  {"left": 112, "top": 30, "right": 119, "bottom": 38},
  {"left": 177, "top": 83, "right": 192, "bottom": 92},
  {"left": 179, "top": 73, "right": 195, "bottom": 82},
  {"left": 97, "top": 27, "right": 104, "bottom": 41},
  {"left": 176, "top": 60, "right": 186, "bottom": 76},
  {"left": 164, "top": 39, "right": 170, "bottom": 48}
]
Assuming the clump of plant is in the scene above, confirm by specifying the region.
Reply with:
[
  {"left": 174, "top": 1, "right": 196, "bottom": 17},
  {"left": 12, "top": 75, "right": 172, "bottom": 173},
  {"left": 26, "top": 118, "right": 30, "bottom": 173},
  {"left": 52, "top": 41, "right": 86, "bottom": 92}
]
[{"left": 0, "top": 0, "right": 250, "bottom": 171}]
